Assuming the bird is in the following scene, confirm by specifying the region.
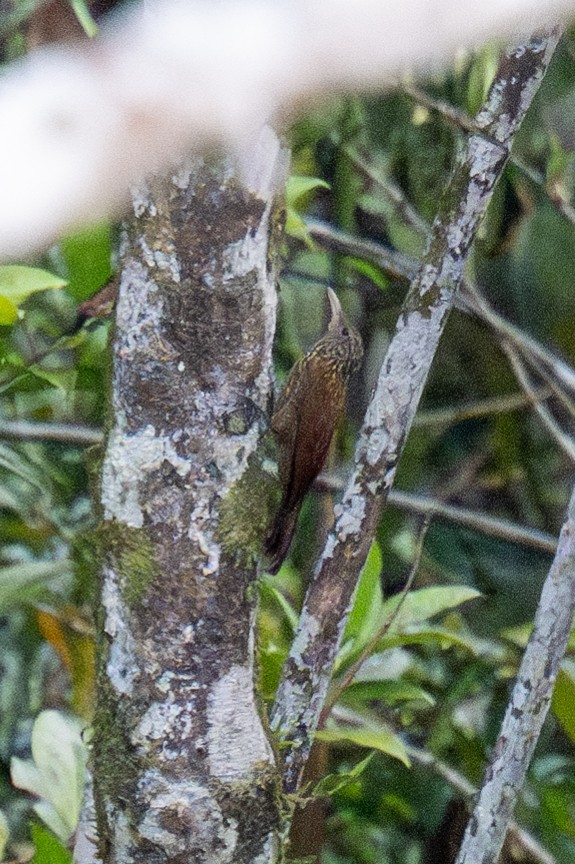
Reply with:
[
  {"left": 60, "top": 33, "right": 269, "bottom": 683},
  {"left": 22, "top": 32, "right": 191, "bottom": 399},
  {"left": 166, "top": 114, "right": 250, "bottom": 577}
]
[{"left": 265, "top": 287, "right": 363, "bottom": 574}]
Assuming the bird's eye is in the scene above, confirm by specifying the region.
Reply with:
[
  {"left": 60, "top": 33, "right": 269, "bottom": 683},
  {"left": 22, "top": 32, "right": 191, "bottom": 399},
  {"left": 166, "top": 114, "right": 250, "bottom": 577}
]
[{"left": 342, "top": 327, "right": 349, "bottom": 337}]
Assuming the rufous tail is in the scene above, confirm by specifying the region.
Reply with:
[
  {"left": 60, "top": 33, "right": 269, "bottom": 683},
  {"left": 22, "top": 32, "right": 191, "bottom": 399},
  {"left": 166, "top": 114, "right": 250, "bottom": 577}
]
[{"left": 264, "top": 500, "right": 300, "bottom": 575}]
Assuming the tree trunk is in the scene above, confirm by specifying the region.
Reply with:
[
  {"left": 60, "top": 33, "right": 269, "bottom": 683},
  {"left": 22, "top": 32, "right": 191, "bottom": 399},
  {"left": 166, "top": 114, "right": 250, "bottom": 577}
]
[{"left": 92, "top": 130, "right": 289, "bottom": 863}]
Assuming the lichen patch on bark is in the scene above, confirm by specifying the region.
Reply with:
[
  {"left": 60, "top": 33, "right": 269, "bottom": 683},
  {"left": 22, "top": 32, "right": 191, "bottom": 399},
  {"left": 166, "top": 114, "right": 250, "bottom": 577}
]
[
  {"left": 207, "top": 662, "right": 275, "bottom": 781},
  {"left": 137, "top": 772, "right": 237, "bottom": 862},
  {"left": 101, "top": 566, "right": 137, "bottom": 695},
  {"left": 101, "top": 423, "right": 193, "bottom": 527}
]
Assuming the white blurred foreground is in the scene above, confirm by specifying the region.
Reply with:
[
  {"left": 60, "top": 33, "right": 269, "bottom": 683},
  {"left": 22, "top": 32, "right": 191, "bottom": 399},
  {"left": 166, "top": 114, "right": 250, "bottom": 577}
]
[{"left": 0, "top": 0, "right": 573, "bottom": 259}]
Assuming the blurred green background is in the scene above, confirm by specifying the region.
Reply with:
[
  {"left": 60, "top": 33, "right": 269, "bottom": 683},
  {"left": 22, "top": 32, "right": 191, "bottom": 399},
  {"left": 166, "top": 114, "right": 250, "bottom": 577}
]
[{"left": 1, "top": 5, "right": 575, "bottom": 863}]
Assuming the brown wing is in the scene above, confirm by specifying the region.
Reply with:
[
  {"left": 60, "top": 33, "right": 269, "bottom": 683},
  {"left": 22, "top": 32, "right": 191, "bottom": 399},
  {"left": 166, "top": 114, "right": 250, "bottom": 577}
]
[
  {"left": 270, "top": 357, "right": 304, "bottom": 487},
  {"left": 279, "top": 354, "right": 346, "bottom": 514}
]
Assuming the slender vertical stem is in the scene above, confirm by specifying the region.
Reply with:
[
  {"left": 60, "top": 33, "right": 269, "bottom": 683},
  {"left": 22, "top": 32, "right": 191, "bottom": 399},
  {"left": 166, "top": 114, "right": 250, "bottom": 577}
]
[{"left": 455, "top": 482, "right": 575, "bottom": 864}]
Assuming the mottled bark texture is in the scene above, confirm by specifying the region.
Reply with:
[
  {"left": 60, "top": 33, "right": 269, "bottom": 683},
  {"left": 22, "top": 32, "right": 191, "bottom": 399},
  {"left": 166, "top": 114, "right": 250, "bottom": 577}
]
[
  {"left": 455, "top": 481, "right": 575, "bottom": 864},
  {"left": 92, "top": 130, "right": 289, "bottom": 863},
  {"left": 271, "top": 31, "right": 562, "bottom": 793}
]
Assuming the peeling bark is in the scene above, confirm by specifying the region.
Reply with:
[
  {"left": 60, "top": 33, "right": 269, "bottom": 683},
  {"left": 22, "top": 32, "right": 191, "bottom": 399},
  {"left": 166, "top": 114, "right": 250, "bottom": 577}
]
[{"left": 92, "top": 129, "right": 289, "bottom": 863}]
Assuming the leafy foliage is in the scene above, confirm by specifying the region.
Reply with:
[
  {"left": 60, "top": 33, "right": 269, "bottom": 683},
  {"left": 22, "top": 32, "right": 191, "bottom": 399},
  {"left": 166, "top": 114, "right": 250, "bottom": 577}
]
[
  {"left": 11, "top": 710, "right": 87, "bottom": 844},
  {"left": 1, "top": 10, "right": 575, "bottom": 864},
  {"left": 0, "top": 216, "right": 108, "bottom": 856}
]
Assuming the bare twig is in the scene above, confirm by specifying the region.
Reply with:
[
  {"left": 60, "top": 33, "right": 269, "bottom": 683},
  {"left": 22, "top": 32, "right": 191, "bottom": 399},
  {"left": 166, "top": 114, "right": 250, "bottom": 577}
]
[
  {"left": 344, "top": 146, "right": 430, "bottom": 238},
  {"left": 414, "top": 387, "right": 551, "bottom": 426},
  {"left": 399, "top": 81, "right": 481, "bottom": 135},
  {"left": 388, "top": 489, "right": 557, "bottom": 554},
  {"left": 271, "top": 32, "right": 562, "bottom": 794},
  {"left": 306, "top": 218, "right": 419, "bottom": 282},
  {"left": 460, "top": 283, "right": 575, "bottom": 396},
  {"left": 502, "top": 341, "right": 575, "bottom": 461},
  {"left": 454, "top": 481, "right": 575, "bottom": 864},
  {"left": 407, "top": 747, "right": 557, "bottom": 864},
  {"left": 0, "top": 419, "right": 102, "bottom": 446},
  {"left": 314, "top": 476, "right": 558, "bottom": 554}
]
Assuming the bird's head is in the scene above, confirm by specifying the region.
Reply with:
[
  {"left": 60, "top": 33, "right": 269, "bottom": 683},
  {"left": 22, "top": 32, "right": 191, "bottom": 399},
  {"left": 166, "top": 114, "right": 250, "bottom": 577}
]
[{"left": 324, "top": 287, "right": 364, "bottom": 374}]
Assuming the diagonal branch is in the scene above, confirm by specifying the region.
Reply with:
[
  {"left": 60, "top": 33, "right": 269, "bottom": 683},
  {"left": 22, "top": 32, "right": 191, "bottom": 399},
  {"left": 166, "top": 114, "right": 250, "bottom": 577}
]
[
  {"left": 307, "top": 221, "right": 575, "bottom": 420},
  {"left": 454, "top": 480, "right": 575, "bottom": 864},
  {"left": 407, "top": 746, "right": 556, "bottom": 864},
  {"left": 271, "top": 30, "right": 562, "bottom": 794},
  {"left": 315, "top": 476, "right": 558, "bottom": 554},
  {"left": 502, "top": 340, "right": 575, "bottom": 460}
]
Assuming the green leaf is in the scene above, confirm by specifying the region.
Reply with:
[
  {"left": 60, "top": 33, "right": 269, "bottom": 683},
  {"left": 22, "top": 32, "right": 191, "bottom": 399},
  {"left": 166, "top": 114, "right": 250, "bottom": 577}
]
[
  {"left": 0, "top": 266, "right": 67, "bottom": 307},
  {"left": 11, "top": 710, "right": 87, "bottom": 843},
  {"left": 547, "top": 133, "right": 571, "bottom": 184},
  {"left": 378, "top": 586, "right": 481, "bottom": 634},
  {"left": 343, "top": 680, "right": 435, "bottom": 707},
  {"left": 315, "top": 704, "right": 410, "bottom": 767},
  {"left": 0, "top": 442, "right": 48, "bottom": 490},
  {"left": 339, "top": 586, "right": 481, "bottom": 672},
  {"left": 314, "top": 752, "right": 374, "bottom": 796},
  {"left": 286, "top": 175, "right": 330, "bottom": 208},
  {"left": 315, "top": 721, "right": 410, "bottom": 767},
  {"left": 0, "top": 560, "right": 73, "bottom": 609},
  {"left": 29, "top": 365, "right": 78, "bottom": 394},
  {"left": 0, "top": 294, "right": 17, "bottom": 325},
  {"left": 347, "top": 257, "right": 389, "bottom": 290},
  {"left": 30, "top": 822, "right": 72, "bottom": 864},
  {"left": 57, "top": 223, "right": 111, "bottom": 300},
  {"left": 501, "top": 622, "right": 532, "bottom": 648},
  {"left": 261, "top": 583, "right": 299, "bottom": 633},
  {"left": 285, "top": 208, "right": 314, "bottom": 246},
  {"left": 345, "top": 541, "right": 383, "bottom": 644},
  {"left": 377, "top": 625, "right": 494, "bottom": 655},
  {"left": 466, "top": 44, "right": 500, "bottom": 115},
  {"left": 285, "top": 175, "right": 330, "bottom": 245},
  {"left": 553, "top": 661, "right": 575, "bottom": 745}
]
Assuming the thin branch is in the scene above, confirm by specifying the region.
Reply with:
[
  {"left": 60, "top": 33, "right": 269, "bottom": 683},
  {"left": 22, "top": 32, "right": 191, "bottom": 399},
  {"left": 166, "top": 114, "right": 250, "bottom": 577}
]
[
  {"left": 414, "top": 387, "right": 551, "bottom": 426},
  {"left": 0, "top": 419, "right": 103, "bottom": 445},
  {"left": 454, "top": 481, "right": 575, "bottom": 864},
  {"left": 502, "top": 340, "right": 575, "bottom": 461},
  {"left": 344, "top": 146, "right": 430, "bottom": 238},
  {"left": 314, "top": 476, "right": 558, "bottom": 554},
  {"left": 460, "top": 282, "right": 575, "bottom": 397},
  {"left": 388, "top": 489, "right": 558, "bottom": 555},
  {"left": 501, "top": 340, "right": 575, "bottom": 419},
  {"left": 307, "top": 219, "right": 575, "bottom": 404},
  {"left": 399, "top": 81, "right": 481, "bottom": 135},
  {"left": 407, "top": 747, "right": 557, "bottom": 864},
  {"left": 306, "top": 218, "right": 419, "bottom": 282},
  {"left": 271, "top": 32, "right": 562, "bottom": 794}
]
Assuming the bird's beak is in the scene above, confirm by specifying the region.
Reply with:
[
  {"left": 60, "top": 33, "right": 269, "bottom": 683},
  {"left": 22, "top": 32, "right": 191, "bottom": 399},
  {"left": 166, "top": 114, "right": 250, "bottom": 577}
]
[{"left": 326, "top": 287, "right": 343, "bottom": 330}]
